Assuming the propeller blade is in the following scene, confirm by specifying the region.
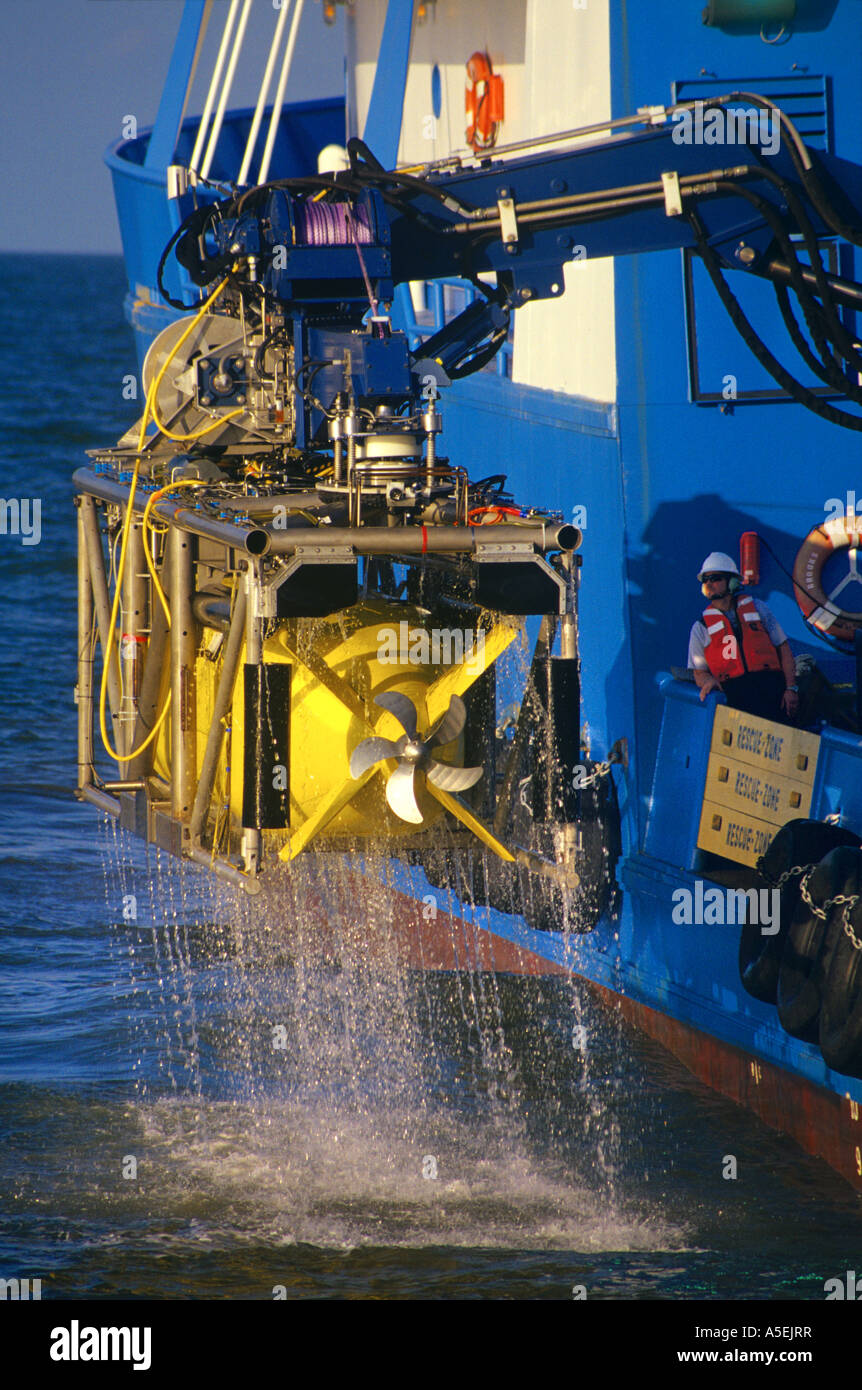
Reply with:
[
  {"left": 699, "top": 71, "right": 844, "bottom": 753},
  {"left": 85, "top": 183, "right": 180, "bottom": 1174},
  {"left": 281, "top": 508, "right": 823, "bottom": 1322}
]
[
  {"left": 385, "top": 761, "right": 424, "bottom": 824},
  {"left": 425, "top": 781, "right": 516, "bottom": 863},
  {"left": 374, "top": 690, "right": 419, "bottom": 739},
  {"left": 426, "top": 693, "right": 466, "bottom": 750},
  {"left": 349, "top": 736, "right": 401, "bottom": 780},
  {"left": 426, "top": 759, "right": 484, "bottom": 792}
]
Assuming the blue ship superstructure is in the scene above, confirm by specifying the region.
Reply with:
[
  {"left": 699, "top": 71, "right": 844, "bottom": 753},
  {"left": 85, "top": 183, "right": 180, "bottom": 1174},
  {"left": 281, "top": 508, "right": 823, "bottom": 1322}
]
[{"left": 83, "top": 0, "right": 862, "bottom": 1187}]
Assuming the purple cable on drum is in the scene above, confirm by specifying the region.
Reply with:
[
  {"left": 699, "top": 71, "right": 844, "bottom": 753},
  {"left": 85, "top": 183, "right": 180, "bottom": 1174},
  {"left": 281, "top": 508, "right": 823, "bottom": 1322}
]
[{"left": 298, "top": 200, "right": 373, "bottom": 246}]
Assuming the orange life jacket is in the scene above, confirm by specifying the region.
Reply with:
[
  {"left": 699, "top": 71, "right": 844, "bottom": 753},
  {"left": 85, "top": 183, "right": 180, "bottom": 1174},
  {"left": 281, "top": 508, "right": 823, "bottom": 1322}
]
[{"left": 701, "top": 595, "right": 781, "bottom": 679}]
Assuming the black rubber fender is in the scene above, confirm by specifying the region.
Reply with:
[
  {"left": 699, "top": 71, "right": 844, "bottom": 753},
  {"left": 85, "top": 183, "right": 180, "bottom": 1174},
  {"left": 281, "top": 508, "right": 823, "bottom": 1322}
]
[
  {"left": 739, "top": 819, "right": 860, "bottom": 1003},
  {"left": 777, "top": 847, "right": 862, "bottom": 1041},
  {"left": 819, "top": 897, "right": 862, "bottom": 1077}
]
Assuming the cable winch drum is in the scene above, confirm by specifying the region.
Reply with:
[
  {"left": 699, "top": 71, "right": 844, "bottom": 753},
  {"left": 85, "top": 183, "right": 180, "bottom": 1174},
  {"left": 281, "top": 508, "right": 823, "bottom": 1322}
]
[{"left": 793, "top": 515, "right": 862, "bottom": 643}]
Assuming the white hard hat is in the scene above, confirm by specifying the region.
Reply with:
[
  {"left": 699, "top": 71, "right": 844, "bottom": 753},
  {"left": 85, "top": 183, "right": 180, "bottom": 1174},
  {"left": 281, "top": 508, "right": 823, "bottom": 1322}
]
[{"left": 698, "top": 551, "right": 740, "bottom": 581}]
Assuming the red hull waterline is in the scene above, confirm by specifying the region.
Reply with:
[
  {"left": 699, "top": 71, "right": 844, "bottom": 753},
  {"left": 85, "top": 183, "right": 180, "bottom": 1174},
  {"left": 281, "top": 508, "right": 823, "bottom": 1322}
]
[{"left": 364, "top": 878, "right": 862, "bottom": 1194}]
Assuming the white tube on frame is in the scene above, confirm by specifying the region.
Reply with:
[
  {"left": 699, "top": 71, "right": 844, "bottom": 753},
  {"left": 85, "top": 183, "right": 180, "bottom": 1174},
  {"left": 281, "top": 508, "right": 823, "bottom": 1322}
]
[
  {"left": 238, "top": 0, "right": 293, "bottom": 186},
  {"left": 257, "top": 0, "right": 305, "bottom": 185},
  {"left": 201, "top": 0, "right": 254, "bottom": 180},
  {"left": 189, "top": 0, "right": 240, "bottom": 173}
]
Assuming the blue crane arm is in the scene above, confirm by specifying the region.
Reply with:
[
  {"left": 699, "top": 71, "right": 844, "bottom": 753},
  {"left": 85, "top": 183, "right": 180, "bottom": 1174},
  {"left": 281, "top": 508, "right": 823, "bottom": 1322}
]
[
  {"left": 380, "top": 121, "right": 862, "bottom": 307},
  {"left": 187, "top": 103, "right": 862, "bottom": 316},
  {"left": 173, "top": 96, "right": 862, "bottom": 426}
]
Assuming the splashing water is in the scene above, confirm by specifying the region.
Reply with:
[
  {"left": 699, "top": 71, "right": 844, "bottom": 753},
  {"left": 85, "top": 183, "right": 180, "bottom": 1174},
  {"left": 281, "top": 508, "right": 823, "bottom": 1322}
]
[{"left": 98, "top": 822, "right": 686, "bottom": 1257}]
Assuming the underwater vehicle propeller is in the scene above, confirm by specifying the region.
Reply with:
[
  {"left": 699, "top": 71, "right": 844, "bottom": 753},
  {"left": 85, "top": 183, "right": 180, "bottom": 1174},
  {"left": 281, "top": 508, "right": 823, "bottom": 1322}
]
[{"left": 349, "top": 692, "right": 483, "bottom": 824}]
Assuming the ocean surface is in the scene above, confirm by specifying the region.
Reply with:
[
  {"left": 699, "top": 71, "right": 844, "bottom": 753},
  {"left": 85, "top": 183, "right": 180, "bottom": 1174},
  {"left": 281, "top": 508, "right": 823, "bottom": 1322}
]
[{"left": 1, "top": 254, "right": 861, "bottom": 1304}]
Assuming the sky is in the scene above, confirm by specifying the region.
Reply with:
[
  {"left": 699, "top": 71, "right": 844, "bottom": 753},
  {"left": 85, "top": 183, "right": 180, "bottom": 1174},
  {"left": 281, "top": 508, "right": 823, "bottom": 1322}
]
[{"left": 0, "top": 0, "right": 346, "bottom": 254}]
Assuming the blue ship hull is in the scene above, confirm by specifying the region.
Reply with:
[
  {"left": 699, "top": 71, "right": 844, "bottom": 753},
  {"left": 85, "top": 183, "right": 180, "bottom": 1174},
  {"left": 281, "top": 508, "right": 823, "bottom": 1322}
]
[{"left": 99, "top": 0, "right": 862, "bottom": 1188}]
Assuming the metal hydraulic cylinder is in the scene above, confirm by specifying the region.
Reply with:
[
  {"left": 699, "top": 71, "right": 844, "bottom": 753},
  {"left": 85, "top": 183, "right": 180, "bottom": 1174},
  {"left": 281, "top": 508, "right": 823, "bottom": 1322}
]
[
  {"left": 169, "top": 528, "right": 197, "bottom": 820},
  {"left": 120, "top": 519, "right": 149, "bottom": 767},
  {"left": 76, "top": 500, "right": 94, "bottom": 790}
]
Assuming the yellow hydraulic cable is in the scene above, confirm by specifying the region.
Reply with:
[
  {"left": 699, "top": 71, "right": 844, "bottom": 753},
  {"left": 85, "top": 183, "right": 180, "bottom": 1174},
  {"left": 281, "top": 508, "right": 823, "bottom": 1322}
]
[
  {"left": 145, "top": 278, "right": 244, "bottom": 443},
  {"left": 98, "top": 277, "right": 234, "bottom": 763},
  {"left": 148, "top": 396, "right": 245, "bottom": 444},
  {"left": 142, "top": 478, "right": 208, "bottom": 627},
  {"left": 98, "top": 454, "right": 164, "bottom": 762}
]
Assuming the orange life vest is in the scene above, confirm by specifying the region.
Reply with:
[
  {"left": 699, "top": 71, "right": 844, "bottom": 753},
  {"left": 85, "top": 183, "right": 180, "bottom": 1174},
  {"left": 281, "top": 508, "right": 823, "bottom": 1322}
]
[{"left": 701, "top": 595, "right": 781, "bottom": 679}]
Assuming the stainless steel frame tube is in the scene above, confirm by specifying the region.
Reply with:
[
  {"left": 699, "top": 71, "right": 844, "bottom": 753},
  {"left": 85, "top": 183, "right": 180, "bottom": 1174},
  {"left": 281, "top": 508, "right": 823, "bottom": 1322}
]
[
  {"left": 128, "top": 547, "right": 171, "bottom": 783},
  {"left": 73, "top": 469, "right": 270, "bottom": 555},
  {"left": 76, "top": 500, "right": 94, "bottom": 790},
  {"left": 189, "top": 587, "right": 247, "bottom": 845},
  {"left": 266, "top": 522, "right": 580, "bottom": 556},
  {"left": 170, "top": 527, "right": 197, "bottom": 820},
  {"left": 79, "top": 494, "right": 122, "bottom": 726}
]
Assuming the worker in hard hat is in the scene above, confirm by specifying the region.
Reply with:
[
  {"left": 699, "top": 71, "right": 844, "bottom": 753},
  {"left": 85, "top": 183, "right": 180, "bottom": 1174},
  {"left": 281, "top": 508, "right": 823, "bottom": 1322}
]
[{"left": 688, "top": 552, "right": 799, "bottom": 721}]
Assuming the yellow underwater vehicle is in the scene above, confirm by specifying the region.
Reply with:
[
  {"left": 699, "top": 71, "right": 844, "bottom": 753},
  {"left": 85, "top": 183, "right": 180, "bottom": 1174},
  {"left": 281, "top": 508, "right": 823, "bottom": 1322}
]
[{"left": 74, "top": 159, "right": 622, "bottom": 929}]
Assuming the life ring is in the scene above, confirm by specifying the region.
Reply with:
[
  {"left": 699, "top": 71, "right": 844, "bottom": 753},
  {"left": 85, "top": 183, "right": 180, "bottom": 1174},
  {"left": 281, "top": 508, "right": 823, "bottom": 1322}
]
[
  {"left": 741, "top": 818, "right": 860, "bottom": 1003},
  {"left": 793, "top": 514, "right": 862, "bottom": 643},
  {"left": 820, "top": 887, "right": 862, "bottom": 1077},
  {"left": 776, "top": 845, "right": 862, "bottom": 1040},
  {"left": 465, "top": 51, "right": 504, "bottom": 152}
]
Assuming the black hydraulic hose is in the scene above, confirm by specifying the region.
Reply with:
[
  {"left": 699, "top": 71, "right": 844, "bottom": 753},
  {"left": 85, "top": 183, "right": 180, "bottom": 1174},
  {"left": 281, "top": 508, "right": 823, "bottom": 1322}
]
[
  {"left": 235, "top": 175, "right": 361, "bottom": 216},
  {"left": 157, "top": 202, "right": 227, "bottom": 308},
  {"left": 712, "top": 177, "right": 862, "bottom": 399},
  {"left": 346, "top": 136, "right": 478, "bottom": 215},
  {"left": 459, "top": 188, "right": 676, "bottom": 242},
  {"left": 688, "top": 210, "right": 862, "bottom": 432},
  {"left": 798, "top": 162, "right": 862, "bottom": 250},
  {"left": 346, "top": 136, "right": 386, "bottom": 173},
  {"left": 728, "top": 92, "right": 862, "bottom": 249},
  {"left": 739, "top": 160, "right": 862, "bottom": 379},
  {"left": 253, "top": 329, "right": 287, "bottom": 379},
  {"left": 773, "top": 282, "right": 860, "bottom": 400},
  {"left": 173, "top": 201, "right": 237, "bottom": 288},
  {"left": 449, "top": 325, "right": 510, "bottom": 379}
]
